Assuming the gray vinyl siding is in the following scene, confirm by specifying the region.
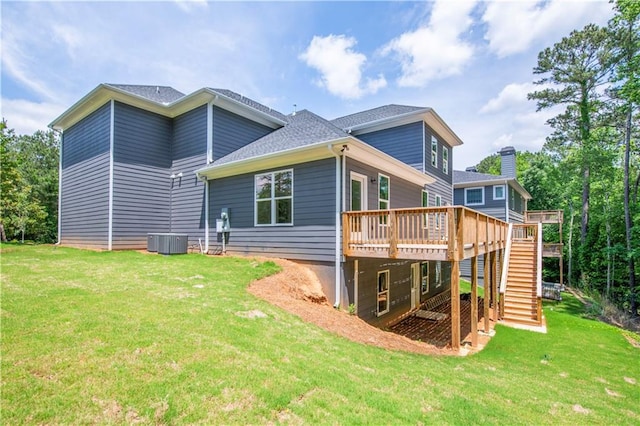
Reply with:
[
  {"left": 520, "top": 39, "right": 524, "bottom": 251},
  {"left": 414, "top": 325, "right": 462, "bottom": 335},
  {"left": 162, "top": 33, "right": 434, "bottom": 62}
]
[
  {"left": 425, "top": 175, "right": 452, "bottom": 207},
  {"left": 454, "top": 185, "right": 505, "bottom": 210},
  {"left": 212, "top": 106, "right": 274, "bottom": 161},
  {"left": 111, "top": 102, "right": 172, "bottom": 249},
  {"left": 344, "top": 258, "right": 451, "bottom": 328},
  {"left": 60, "top": 102, "right": 111, "bottom": 249},
  {"left": 356, "top": 122, "right": 423, "bottom": 171},
  {"left": 509, "top": 186, "right": 525, "bottom": 214},
  {"left": 171, "top": 106, "right": 208, "bottom": 244},
  {"left": 346, "top": 158, "right": 423, "bottom": 210},
  {"left": 423, "top": 124, "right": 453, "bottom": 184},
  {"left": 209, "top": 158, "right": 336, "bottom": 262}
]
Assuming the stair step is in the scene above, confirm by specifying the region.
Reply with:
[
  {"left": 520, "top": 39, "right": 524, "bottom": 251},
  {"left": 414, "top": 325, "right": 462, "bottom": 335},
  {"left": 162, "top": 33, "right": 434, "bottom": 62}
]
[{"left": 502, "top": 315, "right": 541, "bottom": 326}]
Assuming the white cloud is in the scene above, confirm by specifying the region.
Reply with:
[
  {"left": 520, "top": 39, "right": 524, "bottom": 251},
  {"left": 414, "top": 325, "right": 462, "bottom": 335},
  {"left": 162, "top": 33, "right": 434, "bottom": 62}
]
[
  {"left": 382, "top": 0, "right": 477, "bottom": 87},
  {"left": 480, "top": 82, "right": 537, "bottom": 114},
  {"left": 1, "top": 99, "right": 66, "bottom": 135},
  {"left": 483, "top": 0, "right": 614, "bottom": 58},
  {"left": 299, "top": 34, "right": 387, "bottom": 100},
  {"left": 173, "top": 0, "right": 208, "bottom": 13}
]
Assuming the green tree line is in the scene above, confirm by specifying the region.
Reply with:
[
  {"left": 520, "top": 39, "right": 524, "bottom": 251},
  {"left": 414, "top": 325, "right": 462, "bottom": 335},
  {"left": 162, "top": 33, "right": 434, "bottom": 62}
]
[
  {"left": 477, "top": 0, "right": 638, "bottom": 316},
  {"left": 0, "top": 121, "right": 59, "bottom": 243}
]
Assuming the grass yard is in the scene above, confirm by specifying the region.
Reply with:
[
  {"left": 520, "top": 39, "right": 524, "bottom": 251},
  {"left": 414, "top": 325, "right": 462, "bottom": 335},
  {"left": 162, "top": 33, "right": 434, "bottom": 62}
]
[{"left": 2, "top": 245, "right": 639, "bottom": 424}]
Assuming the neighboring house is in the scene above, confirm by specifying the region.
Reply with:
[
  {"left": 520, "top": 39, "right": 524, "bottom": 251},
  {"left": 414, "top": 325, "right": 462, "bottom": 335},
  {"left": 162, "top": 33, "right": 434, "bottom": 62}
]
[
  {"left": 50, "top": 84, "right": 462, "bottom": 330},
  {"left": 453, "top": 146, "right": 532, "bottom": 278},
  {"left": 453, "top": 147, "right": 531, "bottom": 223}
]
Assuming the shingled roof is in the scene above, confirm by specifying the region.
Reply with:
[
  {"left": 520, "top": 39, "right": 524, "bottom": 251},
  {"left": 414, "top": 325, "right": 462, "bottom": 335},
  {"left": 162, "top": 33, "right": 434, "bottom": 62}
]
[
  {"left": 331, "top": 104, "right": 428, "bottom": 130},
  {"left": 105, "top": 84, "right": 185, "bottom": 104},
  {"left": 212, "top": 109, "right": 349, "bottom": 166},
  {"left": 209, "top": 88, "right": 288, "bottom": 123},
  {"left": 453, "top": 170, "right": 509, "bottom": 184}
]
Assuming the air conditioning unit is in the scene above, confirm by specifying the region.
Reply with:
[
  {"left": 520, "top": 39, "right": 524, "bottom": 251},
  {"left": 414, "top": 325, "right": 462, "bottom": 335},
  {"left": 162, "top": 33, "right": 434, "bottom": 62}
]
[{"left": 148, "top": 233, "right": 188, "bottom": 254}]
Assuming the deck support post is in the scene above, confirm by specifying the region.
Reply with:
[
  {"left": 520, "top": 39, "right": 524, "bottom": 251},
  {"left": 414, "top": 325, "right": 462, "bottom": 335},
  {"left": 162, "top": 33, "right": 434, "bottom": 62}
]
[
  {"left": 471, "top": 256, "right": 478, "bottom": 347},
  {"left": 483, "top": 252, "right": 490, "bottom": 333},
  {"left": 451, "top": 259, "right": 460, "bottom": 350},
  {"left": 491, "top": 250, "right": 498, "bottom": 321}
]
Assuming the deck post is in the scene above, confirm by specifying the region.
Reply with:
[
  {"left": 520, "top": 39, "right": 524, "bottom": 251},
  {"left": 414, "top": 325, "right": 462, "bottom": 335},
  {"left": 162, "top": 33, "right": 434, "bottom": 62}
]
[
  {"left": 483, "top": 250, "right": 490, "bottom": 333},
  {"left": 389, "top": 210, "right": 398, "bottom": 258},
  {"left": 491, "top": 250, "right": 498, "bottom": 321},
  {"left": 451, "top": 259, "right": 460, "bottom": 350},
  {"left": 342, "top": 213, "right": 350, "bottom": 257},
  {"left": 471, "top": 256, "right": 478, "bottom": 347}
]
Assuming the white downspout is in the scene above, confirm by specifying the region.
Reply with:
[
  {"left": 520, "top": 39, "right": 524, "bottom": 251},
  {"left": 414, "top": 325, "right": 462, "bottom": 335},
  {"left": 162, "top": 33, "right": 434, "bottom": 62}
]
[
  {"left": 204, "top": 180, "right": 209, "bottom": 254},
  {"left": 108, "top": 100, "right": 114, "bottom": 251},
  {"left": 56, "top": 129, "right": 63, "bottom": 245},
  {"left": 205, "top": 101, "right": 213, "bottom": 254},
  {"left": 329, "top": 144, "right": 342, "bottom": 308}
]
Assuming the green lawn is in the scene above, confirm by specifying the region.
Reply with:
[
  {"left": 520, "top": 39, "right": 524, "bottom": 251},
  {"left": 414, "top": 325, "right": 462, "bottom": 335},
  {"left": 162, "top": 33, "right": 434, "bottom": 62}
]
[{"left": 2, "top": 244, "right": 638, "bottom": 424}]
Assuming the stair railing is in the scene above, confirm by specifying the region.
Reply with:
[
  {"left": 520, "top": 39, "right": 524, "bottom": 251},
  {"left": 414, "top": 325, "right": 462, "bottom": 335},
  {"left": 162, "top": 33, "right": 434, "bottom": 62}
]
[
  {"left": 498, "top": 223, "right": 513, "bottom": 318},
  {"left": 536, "top": 222, "right": 543, "bottom": 323}
]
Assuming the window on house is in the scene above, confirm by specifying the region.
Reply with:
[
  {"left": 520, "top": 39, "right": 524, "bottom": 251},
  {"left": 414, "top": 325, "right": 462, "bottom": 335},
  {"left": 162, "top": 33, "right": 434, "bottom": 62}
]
[
  {"left": 422, "top": 189, "right": 429, "bottom": 228},
  {"left": 442, "top": 146, "right": 449, "bottom": 174},
  {"left": 494, "top": 185, "right": 505, "bottom": 200},
  {"left": 510, "top": 187, "right": 515, "bottom": 209},
  {"left": 255, "top": 169, "right": 293, "bottom": 226},
  {"left": 431, "top": 136, "right": 438, "bottom": 167},
  {"left": 435, "top": 194, "right": 442, "bottom": 230},
  {"left": 435, "top": 261, "right": 442, "bottom": 288},
  {"left": 377, "top": 270, "right": 390, "bottom": 316},
  {"left": 464, "top": 187, "right": 484, "bottom": 206},
  {"left": 379, "top": 174, "right": 389, "bottom": 224},
  {"left": 421, "top": 262, "right": 429, "bottom": 294}
]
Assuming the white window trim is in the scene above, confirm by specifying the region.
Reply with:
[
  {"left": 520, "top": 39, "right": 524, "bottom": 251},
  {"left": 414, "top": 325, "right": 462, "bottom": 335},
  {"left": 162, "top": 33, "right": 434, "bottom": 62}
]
[
  {"left": 431, "top": 136, "right": 438, "bottom": 168},
  {"left": 442, "top": 146, "right": 449, "bottom": 175},
  {"left": 377, "top": 270, "right": 390, "bottom": 316},
  {"left": 421, "top": 262, "right": 430, "bottom": 295},
  {"left": 464, "top": 187, "right": 484, "bottom": 206},
  {"left": 378, "top": 173, "right": 390, "bottom": 210},
  {"left": 493, "top": 184, "right": 506, "bottom": 200},
  {"left": 254, "top": 169, "right": 294, "bottom": 226}
]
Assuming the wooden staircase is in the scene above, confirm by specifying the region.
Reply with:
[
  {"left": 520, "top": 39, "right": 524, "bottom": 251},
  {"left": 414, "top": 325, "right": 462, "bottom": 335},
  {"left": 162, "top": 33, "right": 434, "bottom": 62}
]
[{"left": 502, "top": 238, "right": 542, "bottom": 326}]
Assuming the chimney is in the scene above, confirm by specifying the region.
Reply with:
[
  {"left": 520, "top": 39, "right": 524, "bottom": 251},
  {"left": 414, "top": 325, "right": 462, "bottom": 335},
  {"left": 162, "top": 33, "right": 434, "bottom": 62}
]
[
  {"left": 465, "top": 166, "right": 477, "bottom": 173},
  {"left": 500, "top": 146, "right": 516, "bottom": 178}
]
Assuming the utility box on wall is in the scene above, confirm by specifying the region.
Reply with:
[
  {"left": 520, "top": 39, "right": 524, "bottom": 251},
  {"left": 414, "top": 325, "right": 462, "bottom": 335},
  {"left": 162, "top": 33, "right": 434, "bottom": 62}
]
[{"left": 148, "top": 233, "right": 188, "bottom": 255}]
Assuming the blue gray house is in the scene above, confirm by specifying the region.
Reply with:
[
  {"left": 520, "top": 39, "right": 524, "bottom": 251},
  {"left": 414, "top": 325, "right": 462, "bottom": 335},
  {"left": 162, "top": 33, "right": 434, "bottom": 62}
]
[{"left": 50, "top": 83, "right": 470, "bottom": 332}]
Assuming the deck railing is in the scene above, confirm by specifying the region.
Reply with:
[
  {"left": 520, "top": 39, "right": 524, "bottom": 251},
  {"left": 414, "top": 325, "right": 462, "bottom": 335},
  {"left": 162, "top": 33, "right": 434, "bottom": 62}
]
[
  {"left": 525, "top": 210, "right": 564, "bottom": 224},
  {"left": 342, "top": 206, "right": 508, "bottom": 261}
]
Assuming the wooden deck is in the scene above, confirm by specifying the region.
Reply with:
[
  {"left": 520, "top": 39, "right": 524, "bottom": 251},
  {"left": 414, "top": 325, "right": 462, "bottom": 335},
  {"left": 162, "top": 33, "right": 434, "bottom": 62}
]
[{"left": 342, "top": 206, "right": 509, "bottom": 261}]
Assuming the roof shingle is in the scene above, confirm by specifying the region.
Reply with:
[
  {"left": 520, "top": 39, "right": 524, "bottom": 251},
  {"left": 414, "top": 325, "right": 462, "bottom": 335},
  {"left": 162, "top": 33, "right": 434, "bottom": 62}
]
[
  {"left": 208, "top": 88, "right": 288, "bottom": 123},
  {"left": 106, "top": 84, "right": 185, "bottom": 104},
  {"left": 331, "top": 104, "right": 428, "bottom": 130}
]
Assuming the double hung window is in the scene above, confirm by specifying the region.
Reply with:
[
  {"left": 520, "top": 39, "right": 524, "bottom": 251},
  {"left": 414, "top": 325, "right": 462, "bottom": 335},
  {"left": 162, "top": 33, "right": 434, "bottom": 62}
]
[{"left": 255, "top": 169, "right": 293, "bottom": 226}]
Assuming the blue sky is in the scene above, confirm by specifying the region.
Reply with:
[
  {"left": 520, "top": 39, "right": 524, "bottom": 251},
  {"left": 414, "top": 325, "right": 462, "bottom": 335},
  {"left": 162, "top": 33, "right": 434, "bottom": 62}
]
[{"left": 1, "top": 0, "right": 614, "bottom": 169}]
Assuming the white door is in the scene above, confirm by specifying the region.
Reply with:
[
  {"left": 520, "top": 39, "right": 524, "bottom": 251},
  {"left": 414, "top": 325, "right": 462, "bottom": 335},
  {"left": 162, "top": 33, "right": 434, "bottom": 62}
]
[
  {"left": 350, "top": 172, "right": 368, "bottom": 240},
  {"left": 411, "top": 263, "right": 421, "bottom": 310}
]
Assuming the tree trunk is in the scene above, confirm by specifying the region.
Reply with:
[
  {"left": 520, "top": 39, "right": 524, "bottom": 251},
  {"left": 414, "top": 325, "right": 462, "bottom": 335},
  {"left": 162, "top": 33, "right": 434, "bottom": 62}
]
[
  {"left": 624, "top": 105, "right": 637, "bottom": 316},
  {"left": 604, "top": 196, "right": 611, "bottom": 297},
  {"left": 568, "top": 200, "right": 574, "bottom": 287},
  {"left": 0, "top": 223, "right": 6, "bottom": 242}
]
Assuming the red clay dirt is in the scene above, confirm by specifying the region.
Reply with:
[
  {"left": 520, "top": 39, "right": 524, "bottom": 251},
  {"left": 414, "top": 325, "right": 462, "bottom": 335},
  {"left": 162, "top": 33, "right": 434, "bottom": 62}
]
[{"left": 247, "top": 258, "right": 493, "bottom": 356}]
